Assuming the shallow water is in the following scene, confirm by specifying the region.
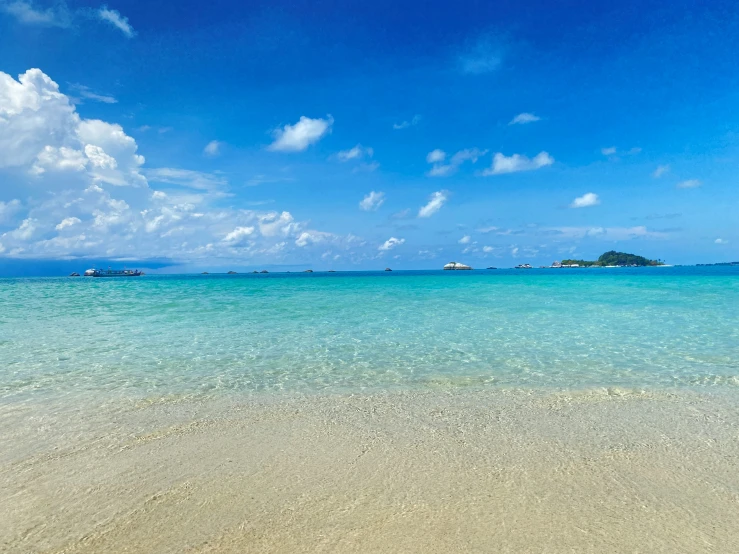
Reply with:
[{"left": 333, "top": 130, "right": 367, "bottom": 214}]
[{"left": 1, "top": 267, "right": 738, "bottom": 405}]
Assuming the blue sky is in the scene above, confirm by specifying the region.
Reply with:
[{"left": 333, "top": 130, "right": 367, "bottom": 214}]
[{"left": 1, "top": 0, "right": 738, "bottom": 274}]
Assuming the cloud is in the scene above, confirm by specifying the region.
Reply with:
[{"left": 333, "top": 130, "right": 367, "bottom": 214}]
[
  {"left": 601, "top": 147, "right": 617, "bottom": 156},
  {"left": 570, "top": 192, "right": 600, "bottom": 208},
  {"left": 458, "top": 235, "right": 471, "bottom": 244},
  {"left": 509, "top": 113, "right": 540, "bottom": 125},
  {"left": 477, "top": 226, "right": 498, "bottom": 233},
  {"left": 203, "top": 140, "right": 223, "bottom": 157},
  {"left": 546, "top": 226, "right": 668, "bottom": 241},
  {"left": 482, "top": 245, "right": 494, "bottom": 253},
  {"left": 98, "top": 6, "right": 135, "bottom": 37},
  {"left": 390, "top": 208, "right": 411, "bottom": 220},
  {"left": 336, "top": 144, "right": 373, "bottom": 162},
  {"left": 676, "top": 179, "right": 701, "bottom": 189},
  {"left": 146, "top": 168, "right": 227, "bottom": 191},
  {"left": 458, "top": 36, "right": 502, "bottom": 74},
  {"left": 418, "top": 190, "right": 449, "bottom": 218},
  {"left": 359, "top": 191, "right": 385, "bottom": 211},
  {"left": 1, "top": 0, "right": 71, "bottom": 27},
  {"left": 268, "top": 115, "right": 333, "bottom": 152},
  {"left": 652, "top": 164, "right": 670, "bottom": 178},
  {"left": 393, "top": 115, "right": 421, "bottom": 130},
  {"left": 55, "top": 216, "right": 81, "bottom": 230},
  {"left": 0, "top": 68, "right": 359, "bottom": 264},
  {"left": 427, "top": 147, "right": 486, "bottom": 177},
  {"left": 379, "top": 237, "right": 405, "bottom": 251},
  {"left": 0, "top": 199, "right": 22, "bottom": 222},
  {"left": 715, "top": 238, "right": 728, "bottom": 245},
  {"left": 426, "top": 149, "right": 446, "bottom": 164},
  {"left": 69, "top": 84, "right": 117, "bottom": 104},
  {"left": 482, "top": 151, "right": 554, "bottom": 175}
]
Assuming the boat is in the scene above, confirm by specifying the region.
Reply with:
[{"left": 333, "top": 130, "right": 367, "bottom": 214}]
[
  {"left": 84, "top": 268, "right": 142, "bottom": 277},
  {"left": 443, "top": 262, "right": 472, "bottom": 270},
  {"left": 486, "top": 267, "right": 497, "bottom": 269},
  {"left": 69, "top": 272, "right": 80, "bottom": 277},
  {"left": 514, "top": 264, "right": 533, "bottom": 269}
]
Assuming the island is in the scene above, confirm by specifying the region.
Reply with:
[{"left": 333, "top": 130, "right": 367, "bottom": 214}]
[{"left": 556, "top": 251, "right": 665, "bottom": 267}]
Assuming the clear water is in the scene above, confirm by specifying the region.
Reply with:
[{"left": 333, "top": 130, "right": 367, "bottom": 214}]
[{"left": 1, "top": 268, "right": 738, "bottom": 405}]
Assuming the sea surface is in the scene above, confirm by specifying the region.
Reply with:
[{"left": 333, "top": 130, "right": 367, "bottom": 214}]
[{"left": 1, "top": 266, "right": 738, "bottom": 407}]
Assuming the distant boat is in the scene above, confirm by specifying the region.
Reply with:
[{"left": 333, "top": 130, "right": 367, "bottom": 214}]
[
  {"left": 486, "top": 267, "right": 497, "bottom": 270},
  {"left": 328, "top": 270, "right": 336, "bottom": 272},
  {"left": 385, "top": 268, "right": 392, "bottom": 271},
  {"left": 227, "top": 271, "right": 238, "bottom": 274},
  {"left": 514, "top": 264, "right": 533, "bottom": 269},
  {"left": 443, "top": 262, "right": 472, "bottom": 270},
  {"left": 69, "top": 272, "right": 80, "bottom": 277},
  {"left": 84, "top": 268, "right": 142, "bottom": 277},
  {"left": 201, "top": 272, "right": 209, "bottom": 274},
  {"left": 304, "top": 269, "right": 313, "bottom": 273}
]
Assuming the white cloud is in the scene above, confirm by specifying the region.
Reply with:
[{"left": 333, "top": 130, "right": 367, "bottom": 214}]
[
  {"left": 359, "top": 191, "right": 385, "bottom": 211},
  {"left": 70, "top": 84, "right": 117, "bottom": 104},
  {"left": 477, "top": 226, "right": 498, "bottom": 233},
  {"left": 570, "top": 192, "right": 600, "bottom": 208},
  {"left": 0, "top": 68, "right": 355, "bottom": 264},
  {"left": 458, "top": 235, "right": 471, "bottom": 244},
  {"left": 393, "top": 115, "right": 421, "bottom": 130},
  {"left": 715, "top": 238, "right": 728, "bottom": 245},
  {"left": 509, "top": 113, "right": 540, "bottom": 125},
  {"left": 222, "top": 226, "right": 255, "bottom": 246},
  {"left": 268, "top": 115, "right": 333, "bottom": 152},
  {"left": 0, "top": 199, "right": 22, "bottom": 222},
  {"left": 482, "top": 246, "right": 494, "bottom": 253},
  {"left": 98, "top": 6, "right": 135, "bottom": 38},
  {"left": 427, "top": 148, "right": 486, "bottom": 177},
  {"left": 336, "top": 144, "right": 373, "bottom": 162},
  {"left": 458, "top": 36, "right": 501, "bottom": 74},
  {"left": 627, "top": 147, "right": 642, "bottom": 155},
  {"left": 677, "top": 179, "right": 701, "bottom": 189},
  {"left": 482, "top": 151, "right": 554, "bottom": 175},
  {"left": 426, "top": 149, "right": 446, "bottom": 164},
  {"left": 511, "top": 247, "right": 519, "bottom": 256},
  {"left": 203, "top": 140, "right": 223, "bottom": 157},
  {"left": 379, "top": 237, "right": 405, "bottom": 251},
  {"left": 652, "top": 164, "right": 670, "bottom": 178},
  {"left": 547, "top": 226, "right": 668, "bottom": 241},
  {"left": 601, "top": 147, "right": 617, "bottom": 156},
  {"left": 1, "top": 0, "right": 71, "bottom": 27},
  {"left": 418, "top": 190, "right": 449, "bottom": 218},
  {"left": 55, "top": 216, "right": 81, "bottom": 230}
]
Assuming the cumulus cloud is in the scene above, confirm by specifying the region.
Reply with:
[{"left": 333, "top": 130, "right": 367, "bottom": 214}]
[
  {"left": 427, "top": 148, "right": 486, "bottom": 177},
  {"left": 336, "top": 144, "right": 373, "bottom": 162},
  {"left": 55, "top": 216, "right": 81, "bottom": 230},
  {"left": 393, "top": 115, "right": 421, "bottom": 130},
  {"left": 715, "top": 238, "right": 728, "bottom": 245},
  {"left": 379, "top": 237, "right": 405, "bottom": 251},
  {"left": 458, "top": 235, "right": 471, "bottom": 244},
  {"left": 98, "top": 6, "right": 135, "bottom": 37},
  {"left": 418, "top": 190, "right": 449, "bottom": 218},
  {"left": 570, "top": 192, "right": 600, "bottom": 208},
  {"left": 676, "top": 179, "right": 701, "bottom": 189},
  {"left": 482, "top": 151, "right": 554, "bottom": 175},
  {"left": 1, "top": 0, "right": 71, "bottom": 27},
  {"left": 268, "top": 115, "right": 333, "bottom": 152},
  {"left": 426, "top": 149, "right": 446, "bottom": 164},
  {"left": 0, "top": 68, "right": 354, "bottom": 264},
  {"left": 509, "top": 113, "right": 540, "bottom": 125},
  {"left": 203, "top": 140, "right": 223, "bottom": 157},
  {"left": 652, "top": 164, "right": 670, "bottom": 178},
  {"left": 359, "top": 191, "right": 385, "bottom": 211}
]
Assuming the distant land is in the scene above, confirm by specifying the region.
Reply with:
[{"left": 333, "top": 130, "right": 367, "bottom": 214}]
[{"left": 559, "top": 251, "right": 665, "bottom": 267}]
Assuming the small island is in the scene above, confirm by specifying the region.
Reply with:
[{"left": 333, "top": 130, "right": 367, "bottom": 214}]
[{"left": 556, "top": 251, "right": 665, "bottom": 268}]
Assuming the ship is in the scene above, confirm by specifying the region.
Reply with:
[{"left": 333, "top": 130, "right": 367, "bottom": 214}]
[
  {"left": 84, "top": 267, "right": 143, "bottom": 277},
  {"left": 443, "top": 262, "right": 472, "bottom": 270}
]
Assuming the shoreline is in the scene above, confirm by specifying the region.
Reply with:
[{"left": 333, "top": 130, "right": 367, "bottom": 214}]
[{"left": 3, "top": 387, "right": 739, "bottom": 553}]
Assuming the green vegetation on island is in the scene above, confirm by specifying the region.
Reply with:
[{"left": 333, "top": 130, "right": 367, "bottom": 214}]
[{"left": 560, "top": 251, "right": 665, "bottom": 267}]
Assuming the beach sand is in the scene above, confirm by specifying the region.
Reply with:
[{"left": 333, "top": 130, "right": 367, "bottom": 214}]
[{"left": 2, "top": 388, "right": 739, "bottom": 553}]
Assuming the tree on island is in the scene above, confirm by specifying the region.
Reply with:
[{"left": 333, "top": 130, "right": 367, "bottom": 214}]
[{"left": 561, "top": 251, "right": 664, "bottom": 267}]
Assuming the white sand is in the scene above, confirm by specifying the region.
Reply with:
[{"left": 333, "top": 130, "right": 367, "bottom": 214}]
[{"left": 2, "top": 388, "right": 739, "bottom": 553}]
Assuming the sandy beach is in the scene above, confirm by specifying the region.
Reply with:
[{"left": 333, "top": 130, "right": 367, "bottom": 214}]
[{"left": 3, "top": 388, "right": 739, "bottom": 553}]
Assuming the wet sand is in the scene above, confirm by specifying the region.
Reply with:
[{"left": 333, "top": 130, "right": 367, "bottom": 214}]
[{"left": 2, "top": 388, "right": 739, "bottom": 553}]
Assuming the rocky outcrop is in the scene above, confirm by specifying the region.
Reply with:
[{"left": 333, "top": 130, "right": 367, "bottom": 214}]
[
  {"left": 385, "top": 268, "right": 392, "bottom": 271},
  {"left": 443, "top": 262, "right": 472, "bottom": 270}
]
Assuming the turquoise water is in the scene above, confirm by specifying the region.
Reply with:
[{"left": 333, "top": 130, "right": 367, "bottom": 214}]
[{"left": 1, "top": 268, "right": 738, "bottom": 404}]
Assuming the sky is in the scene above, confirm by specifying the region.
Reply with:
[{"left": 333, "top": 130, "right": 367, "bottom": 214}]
[{"left": 0, "top": 0, "right": 738, "bottom": 275}]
